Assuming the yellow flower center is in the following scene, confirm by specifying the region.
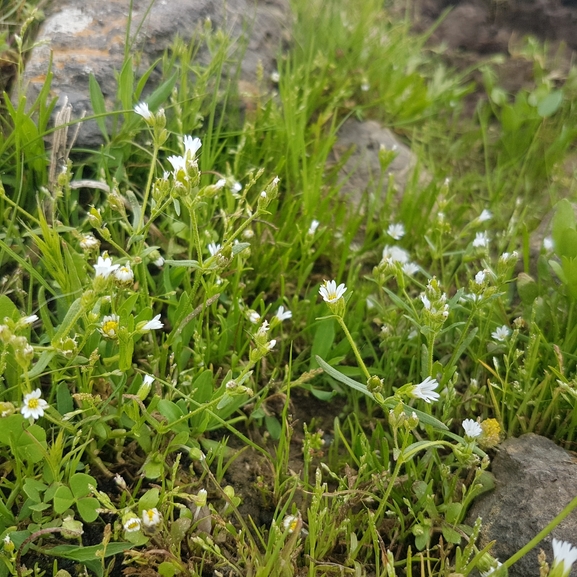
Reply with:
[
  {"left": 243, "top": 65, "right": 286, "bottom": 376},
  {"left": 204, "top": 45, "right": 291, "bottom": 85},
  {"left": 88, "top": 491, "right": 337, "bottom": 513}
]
[
  {"left": 27, "top": 398, "right": 39, "bottom": 409},
  {"left": 480, "top": 418, "right": 502, "bottom": 448},
  {"left": 102, "top": 320, "right": 118, "bottom": 336}
]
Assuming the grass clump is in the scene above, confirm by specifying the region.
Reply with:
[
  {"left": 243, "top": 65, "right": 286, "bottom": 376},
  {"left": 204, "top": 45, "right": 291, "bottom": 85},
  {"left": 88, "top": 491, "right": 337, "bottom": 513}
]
[{"left": 1, "top": 0, "right": 577, "bottom": 575}]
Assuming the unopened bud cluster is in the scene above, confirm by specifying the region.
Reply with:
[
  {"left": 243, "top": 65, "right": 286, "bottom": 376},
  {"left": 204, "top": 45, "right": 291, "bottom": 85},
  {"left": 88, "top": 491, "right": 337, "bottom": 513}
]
[{"left": 420, "top": 277, "right": 449, "bottom": 331}]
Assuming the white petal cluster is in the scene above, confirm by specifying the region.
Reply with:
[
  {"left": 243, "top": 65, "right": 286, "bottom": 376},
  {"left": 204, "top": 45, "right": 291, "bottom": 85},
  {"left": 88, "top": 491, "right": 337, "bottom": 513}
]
[
  {"left": 21, "top": 389, "right": 48, "bottom": 420},
  {"left": 319, "top": 280, "right": 347, "bottom": 304},
  {"left": 462, "top": 418, "right": 483, "bottom": 439},
  {"left": 411, "top": 377, "right": 440, "bottom": 403},
  {"left": 491, "top": 325, "right": 511, "bottom": 342}
]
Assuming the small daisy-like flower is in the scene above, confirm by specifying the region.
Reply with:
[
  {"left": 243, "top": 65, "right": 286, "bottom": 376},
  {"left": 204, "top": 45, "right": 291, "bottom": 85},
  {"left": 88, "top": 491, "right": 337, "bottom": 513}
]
[
  {"left": 100, "top": 314, "right": 120, "bottom": 339},
  {"left": 411, "top": 377, "right": 440, "bottom": 403},
  {"left": 319, "top": 280, "right": 347, "bottom": 304},
  {"left": 387, "top": 223, "right": 405, "bottom": 240},
  {"left": 275, "top": 306, "right": 292, "bottom": 322},
  {"left": 462, "top": 418, "right": 483, "bottom": 439},
  {"left": 402, "top": 262, "right": 419, "bottom": 276},
  {"left": 183, "top": 135, "right": 202, "bottom": 158},
  {"left": 207, "top": 242, "right": 221, "bottom": 257},
  {"left": 123, "top": 516, "right": 141, "bottom": 533},
  {"left": 142, "top": 314, "right": 163, "bottom": 331},
  {"left": 552, "top": 539, "right": 577, "bottom": 577},
  {"left": 283, "top": 514, "right": 300, "bottom": 533},
  {"left": 473, "top": 231, "right": 490, "bottom": 248},
  {"left": 475, "top": 270, "right": 486, "bottom": 285},
  {"left": 114, "top": 263, "right": 134, "bottom": 284},
  {"left": 94, "top": 255, "right": 120, "bottom": 279},
  {"left": 382, "top": 245, "right": 410, "bottom": 264},
  {"left": 492, "top": 325, "right": 511, "bottom": 342},
  {"left": 142, "top": 508, "right": 161, "bottom": 529},
  {"left": 167, "top": 154, "right": 186, "bottom": 172},
  {"left": 134, "top": 102, "right": 153, "bottom": 121},
  {"left": 308, "top": 219, "right": 320, "bottom": 235},
  {"left": 248, "top": 310, "right": 261, "bottom": 324},
  {"left": 21, "top": 389, "right": 48, "bottom": 420},
  {"left": 80, "top": 234, "right": 100, "bottom": 250},
  {"left": 478, "top": 209, "right": 492, "bottom": 223},
  {"left": 22, "top": 314, "right": 39, "bottom": 325}
]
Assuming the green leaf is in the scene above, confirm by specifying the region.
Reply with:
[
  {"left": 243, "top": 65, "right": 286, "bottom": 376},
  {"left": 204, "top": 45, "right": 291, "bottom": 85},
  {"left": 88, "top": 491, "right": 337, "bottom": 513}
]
[
  {"left": 444, "top": 502, "right": 462, "bottom": 525},
  {"left": 43, "top": 542, "right": 131, "bottom": 562},
  {"left": 53, "top": 486, "right": 74, "bottom": 514},
  {"left": 537, "top": 90, "right": 563, "bottom": 118},
  {"left": 88, "top": 73, "right": 109, "bottom": 142},
  {"left": 138, "top": 488, "right": 159, "bottom": 512},
  {"left": 441, "top": 524, "right": 461, "bottom": 544},
  {"left": 552, "top": 199, "right": 575, "bottom": 250},
  {"left": 0, "top": 295, "right": 18, "bottom": 323},
  {"left": 310, "top": 319, "right": 335, "bottom": 369},
  {"left": 51, "top": 298, "right": 83, "bottom": 349},
  {"left": 27, "top": 350, "right": 55, "bottom": 379},
  {"left": 118, "top": 55, "right": 134, "bottom": 115},
  {"left": 16, "top": 424, "right": 47, "bottom": 463},
  {"left": 76, "top": 497, "right": 100, "bottom": 522},
  {"left": 143, "top": 452, "right": 164, "bottom": 479},
  {"left": 69, "top": 473, "right": 96, "bottom": 498}
]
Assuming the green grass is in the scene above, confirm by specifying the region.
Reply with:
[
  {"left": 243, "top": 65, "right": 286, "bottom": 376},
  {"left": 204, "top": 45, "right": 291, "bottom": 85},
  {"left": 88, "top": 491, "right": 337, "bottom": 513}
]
[{"left": 1, "top": 0, "right": 577, "bottom": 575}]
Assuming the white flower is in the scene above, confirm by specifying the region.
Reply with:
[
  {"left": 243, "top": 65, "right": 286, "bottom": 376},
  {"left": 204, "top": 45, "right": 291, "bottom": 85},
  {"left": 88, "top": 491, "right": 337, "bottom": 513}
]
[
  {"left": 543, "top": 236, "right": 554, "bottom": 251},
  {"left": 123, "top": 517, "right": 141, "bottom": 533},
  {"left": 233, "top": 181, "right": 243, "bottom": 193},
  {"left": 142, "top": 374, "right": 154, "bottom": 387},
  {"left": 402, "top": 262, "right": 419, "bottom": 276},
  {"left": 21, "top": 389, "right": 48, "bottom": 420},
  {"left": 382, "top": 245, "right": 410, "bottom": 264},
  {"left": 283, "top": 515, "right": 299, "bottom": 533},
  {"left": 480, "top": 561, "right": 502, "bottom": 577},
  {"left": 275, "top": 306, "right": 292, "bottom": 322},
  {"left": 387, "top": 223, "right": 405, "bottom": 240},
  {"left": 319, "top": 280, "right": 347, "bottom": 304},
  {"left": 475, "top": 270, "right": 486, "bottom": 285},
  {"left": 271, "top": 70, "right": 280, "bottom": 83},
  {"left": 134, "top": 102, "right": 152, "bottom": 120},
  {"left": 552, "top": 539, "right": 577, "bottom": 577},
  {"left": 478, "top": 209, "right": 492, "bottom": 223},
  {"left": 411, "top": 377, "right": 440, "bottom": 403},
  {"left": 167, "top": 154, "right": 186, "bottom": 172},
  {"left": 462, "top": 418, "right": 483, "bottom": 439},
  {"left": 257, "top": 320, "right": 270, "bottom": 337},
  {"left": 114, "top": 263, "right": 134, "bottom": 283},
  {"left": 492, "top": 325, "right": 511, "bottom": 342},
  {"left": 308, "top": 219, "right": 320, "bottom": 235},
  {"left": 183, "top": 135, "right": 202, "bottom": 158},
  {"left": 153, "top": 255, "right": 165, "bottom": 267},
  {"left": 80, "top": 234, "right": 99, "bottom": 250},
  {"left": 114, "top": 474, "right": 127, "bottom": 490},
  {"left": 142, "top": 314, "right": 164, "bottom": 331},
  {"left": 142, "top": 508, "right": 161, "bottom": 529},
  {"left": 473, "top": 232, "right": 490, "bottom": 248},
  {"left": 420, "top": 294, "right": 431, "bottom": 310},
  {"left": 361, "top": 81, "right": 370, "bottom": 92},
  {"left": 22, "top": 314, "right": 39, "bottom": 325},
  {"left": 100, "top": 314, "right": 120, "bottom": 339},
  {"left": 248, "top": 310, "right": 261, "bottom": 324},
  {"left": 215, "top": 178, "right": 226, "bottom": 189},
  {"left": 207, "top": 242, "right": 221, "bottom": 256},
  {"left": 267, "top": 339, "right": 277, "bottom": 351},
  {"left": 94, "top": 255, "right": 120, "bottom": 279}
]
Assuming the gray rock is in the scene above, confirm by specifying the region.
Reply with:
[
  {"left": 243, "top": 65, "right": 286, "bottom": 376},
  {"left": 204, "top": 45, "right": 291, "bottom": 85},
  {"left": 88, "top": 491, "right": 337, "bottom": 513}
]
[
  {"left": 17, "top": 0, "right": 290, "bottom": 147},
  {"left": 333, "top": 118, "right": 423, "bottom": 208},
  {"left": 466, "top": 434, "right": 577, "bottom": 576}
]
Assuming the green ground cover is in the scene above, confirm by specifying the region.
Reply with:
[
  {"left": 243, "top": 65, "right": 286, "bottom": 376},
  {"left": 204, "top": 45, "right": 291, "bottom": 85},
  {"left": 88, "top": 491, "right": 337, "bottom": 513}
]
[{"left": 1, "top": 0, "right": 577, "bottom": 575}]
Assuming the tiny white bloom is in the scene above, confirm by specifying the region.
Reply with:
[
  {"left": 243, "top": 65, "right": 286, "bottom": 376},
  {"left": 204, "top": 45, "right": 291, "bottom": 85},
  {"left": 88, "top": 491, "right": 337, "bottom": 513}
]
[
  {"left": 475, "top": 270, "right": 486, "bottom": 285},
  {"left": 257, "top": 320, "right": 270, "bottom": 337},
  {"left": 387, "top": 223, "right": 405, "bottom": 240},
  {"left": 142, "top": 374, "right": 155, "bottom": 387},
  {"left": 478, "top": 209, "right": 492, "bottom": 223},
  {"left": 267, "top": 339, "right": 277, "bottom": 351},
  {"left": 308, "top": 219, "right": 320, "bottom": 235},
  {"left": 248, "top": 310, "right": 261, "bottom": 324},
  {"left": 420, "top": 294, "right": 431, "bottom": 310},
  {"left": 153, "top": 255, "right": 165, "bottom": 267},
  {"left": 168, "top": 154, "right": 186, "bottom": 172},
  {"left": 22, "top": 314, "right": 39, "bottom": 325},
  {"left": 208, "top": 242, "right": 221, "bottom": 256},
  {"left": 215, "top": 178, "right": 226, "bottom": 189},
  {"left": 402, "top": 262, "right": 419, "bottom": 276},
  {"left": 80, "top": 234, "right": 100, "bottom": 250},
  {"left": 319, "top": 280, "right": 347, "bottom": 304},
  {"left": 462, "top": 418, "right": 483, "bottom": 439},
  {"left": 114, "top": 263, "right": 134, "bottom": 283},
  {"left": 411, "top": 377, "right": 440, "bottom": 403},
  {"left": 275, "top": 306, "right": 292, "bottom": 322},
  {"left": 473, "top": 232, "right": 490, "bottom": 248},
  {"left": 492, "top": 325, "right": 511, "bottom": 342},
  {"left": 183, "top": 135, "right": 202, "bottom": 157},
  {"left": 114, "top": 474, "right": 127, "bottom": 490},
  {"left": 382, "top": 245, "right": 410, "bottom": 264},
  {"left": 543, "top": 237, "right": 554, "bottom": 251},
  {"left": 142, "top": 507, "right": 161, "bottom": 529},
  {"left": 100, "top": 314, "right": 120, "bottom": 339},
  {"left": 134, "top": 102, "right": 152, "bottom": 120},
  {"left": 123, "top": 517, "right": 141, "bottom": 533},
  {"left": 552, "top": 538, "right": 577, "bottom": 577},
  {"left": 142, "top": 314, "right": 164, "bottom": 331},
  {"left": 271, "top": 70, "right": 280, "bottom": 83},
  {"left": 360, "top": 81, "right": 370, "bottom": 92},
  {"left": 260, "top": 191, "right": 267, "bottom": 198},
  {"left": 233, "top": 181, "right": 242, "bottom": 193},
  {"left": 408, "top": 329, "right": 418, "bottom": 340},
  {"left": 94, "top": 255, "right": 120, "bottom": 279},
  {"left": 21, "top": 389, "right": 48, "bottom": 420},
  {"left": 272, "top": 176, "right": 280, "bottom": 186},
  {"left": 283, "top": 514, "right": 299, "bottom": 533}
]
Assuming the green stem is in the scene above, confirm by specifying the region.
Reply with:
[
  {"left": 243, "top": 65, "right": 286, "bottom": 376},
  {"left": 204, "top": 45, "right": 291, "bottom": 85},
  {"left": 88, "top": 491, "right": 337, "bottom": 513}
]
[
  {"left": 336, "top": 316, "right": 371, "bottom": 381},
  {"left": 137, "top": 142, "right": 159, "bottom": 234},
  {"left": 502, "top": 493, "right": 577, "bottom": 571}
]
